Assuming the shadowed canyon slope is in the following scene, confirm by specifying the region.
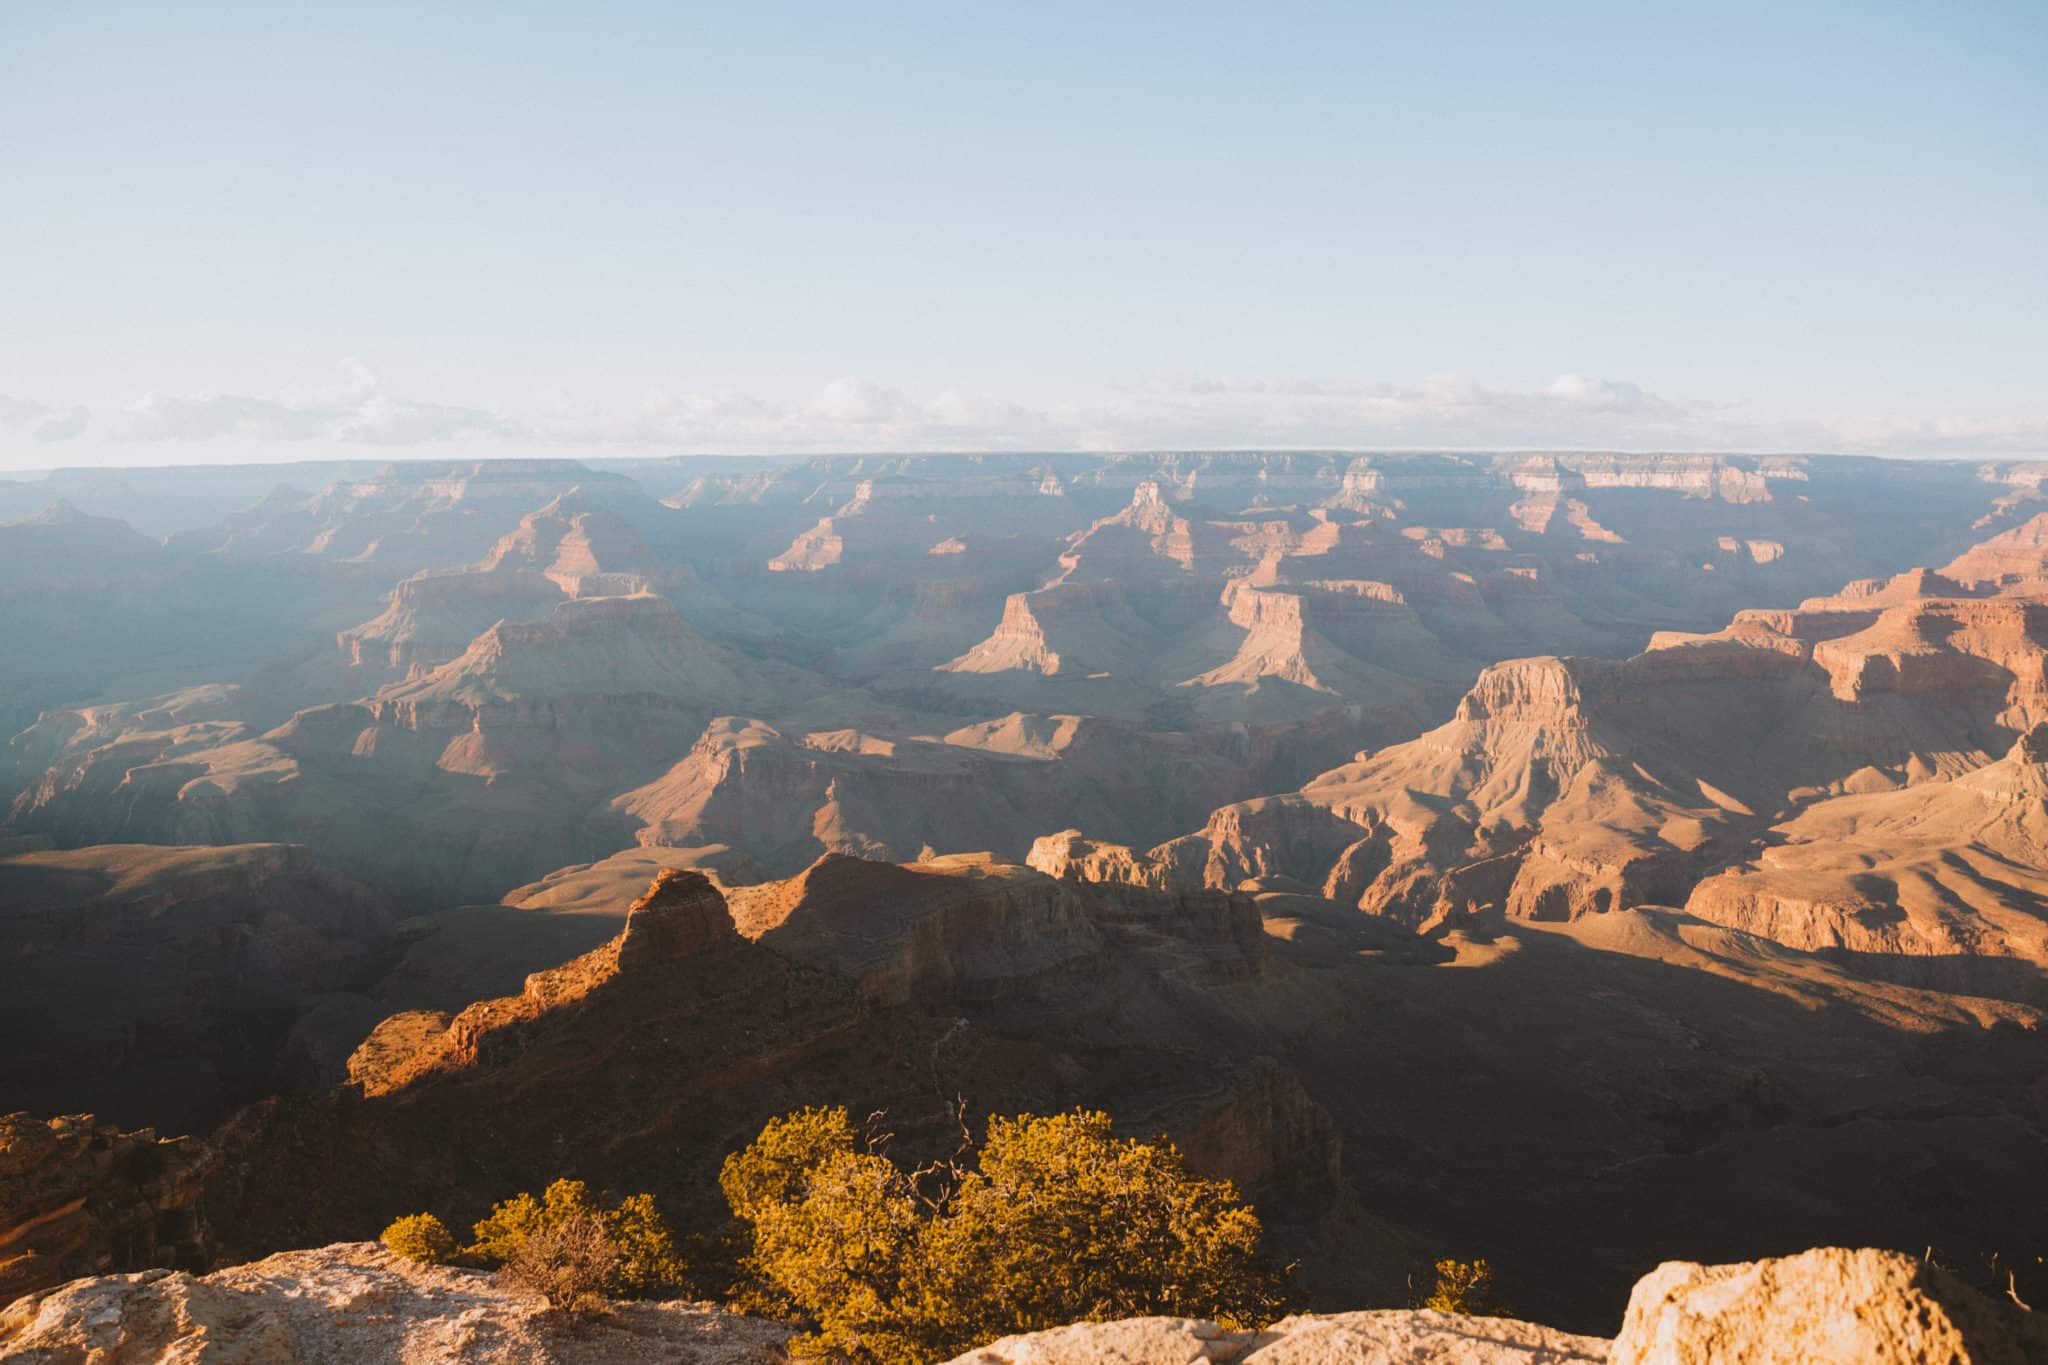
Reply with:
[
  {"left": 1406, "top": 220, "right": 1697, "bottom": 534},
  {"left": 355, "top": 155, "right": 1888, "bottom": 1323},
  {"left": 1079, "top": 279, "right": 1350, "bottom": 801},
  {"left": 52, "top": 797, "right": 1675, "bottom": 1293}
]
[
  {"left": 195, "top": 863, "right": 2047, "bottom": 1334},
  {"left": 5, "top": 452, "right": 2048, "bottom": 1333}
]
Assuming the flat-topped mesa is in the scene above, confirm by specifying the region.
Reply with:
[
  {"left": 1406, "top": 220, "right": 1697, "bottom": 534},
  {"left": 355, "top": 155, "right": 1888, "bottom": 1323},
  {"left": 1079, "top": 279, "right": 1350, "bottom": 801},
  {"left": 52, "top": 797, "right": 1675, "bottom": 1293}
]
[
  {"left": 1027, "top": 829, "right": 1185, "bottom": 891},
  {"left": 1453, "top": 655, "right": 1616, "bottom": 724},
  {"left": 1185, "top": 582, "right": 1332, "bottom": 693},
  {"left": 768, "top": 515, "right": 847, "bottom": 571},
  {"left": 766, "top": 481, "right": 880, "bottom": 571},
  {"left": 1648, "top": 605, "right": 1886, "bottom": 655},
  {"left": 940, "top": 590, "right": 1063, "bottom": 674},
  {"left": 1568, "top": 452, "right": 1781, "bottom": 502},
  {"left": 336, "top": 565, "right": 564, "bottom": 674},
  {"left": 730, "top": 852, "right": 1107, "bottom": 1006}
]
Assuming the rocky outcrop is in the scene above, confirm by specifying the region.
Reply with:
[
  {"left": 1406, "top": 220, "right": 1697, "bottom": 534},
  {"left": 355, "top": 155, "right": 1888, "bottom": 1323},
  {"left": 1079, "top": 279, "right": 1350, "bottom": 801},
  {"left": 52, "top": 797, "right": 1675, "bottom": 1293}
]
[
  {"left": 947, "top": 1245, "right": 2048, "bottom": 1364},
  {"left": 1681, "top": 723, "right": 2048, "bottom": 1001},
  {"left": 0, "top": 1243, "right": 789, "bottom": 1363},
  {"left": 337, "top": 566, "right": 564, "bottom": 676},
  {"left": 0, "top": 1113, "right": 211, "bottom": 1306},
  {"left": 0, "top": 843, "right": 395, "bottom": 1130},
  {"left": 945, "top": 1312, "right": 1606, "bottom": 1363},
  {"left": 1172, "top": 1058, "right": 1342, "bottom": 1211},
  {"left": 942, "top": 591, "right": 1067, "bottom": 675},
  {"left": 12, "top": 1241, "right": 2043, "bottom": 1364},
  {"left": 358, "top": 868, "right": 742, "bottom": 1094},
  {"left": 731, "top": 854, "right": 1106, "bottom": 1007},
  {"left": 1942, "top": 510, "right": 2048, "bottom": 588},
  {"left": 179, "top": 459, "right": 658, "bottom": 576},
  {"left": 375, "top": 593, "right": 751, "bottom": 710},
  {"left": 1609, "top": 1246, "right": 2048, "bottom": 1364},
  {"left": 1027, "top": 830, "right": 1183, "bottom": 890},
  {"left": 1078, "top": 519, "right": 2048, "bottom": 949},
  {"left": 614, "top": 715, "right": 1270, "bottom": 879}
]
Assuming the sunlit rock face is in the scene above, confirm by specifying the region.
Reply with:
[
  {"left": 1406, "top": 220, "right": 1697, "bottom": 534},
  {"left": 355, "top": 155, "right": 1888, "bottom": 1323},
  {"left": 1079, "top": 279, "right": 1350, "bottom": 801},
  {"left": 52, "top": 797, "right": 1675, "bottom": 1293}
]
[{"left": 11, "top": 453, "right": 2048, "bottom": 1331}]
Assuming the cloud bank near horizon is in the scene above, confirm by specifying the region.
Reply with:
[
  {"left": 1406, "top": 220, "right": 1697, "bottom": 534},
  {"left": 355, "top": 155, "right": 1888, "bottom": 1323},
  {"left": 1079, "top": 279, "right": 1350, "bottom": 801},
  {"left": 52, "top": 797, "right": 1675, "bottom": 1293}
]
[{"left": 6, "top": 362, "right": 2046, "bottom": 467}]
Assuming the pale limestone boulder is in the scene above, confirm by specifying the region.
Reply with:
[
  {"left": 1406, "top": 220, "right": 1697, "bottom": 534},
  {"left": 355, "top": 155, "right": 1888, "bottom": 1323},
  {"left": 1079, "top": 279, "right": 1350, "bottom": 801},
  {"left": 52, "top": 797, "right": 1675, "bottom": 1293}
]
[
  {"left": 945, "top": 1310, "right": 1606, "bottom": 1363},
  {"left": 1610, "top": 1246, "right": 2048, "bottom": 1365},
  {"left": 1247, "top": 1310, "right": 1607, "bottom": 1362},
  {"left": 945, "top": 1318, "right": 1254, "bottom": 1364},
  {"left": 0, "top": 1242, "right": 790, "bottom": 1364}
]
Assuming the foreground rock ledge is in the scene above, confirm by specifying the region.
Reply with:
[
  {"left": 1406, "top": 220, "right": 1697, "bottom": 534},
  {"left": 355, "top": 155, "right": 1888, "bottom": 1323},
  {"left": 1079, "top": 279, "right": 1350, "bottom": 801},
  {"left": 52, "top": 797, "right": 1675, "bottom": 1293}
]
[
  {"left": 952, "top": 1247, "right": 2048, "bottom": 1364},
  {"left": 0, "top": 1243, "right": 790, "bottom": 1364},
  {"left": 4, "top": 1243, "right": 2044, "bottom": 1363},
  {"left": 947, "top": 1312, "right": 1607, "bottom": 1362}
]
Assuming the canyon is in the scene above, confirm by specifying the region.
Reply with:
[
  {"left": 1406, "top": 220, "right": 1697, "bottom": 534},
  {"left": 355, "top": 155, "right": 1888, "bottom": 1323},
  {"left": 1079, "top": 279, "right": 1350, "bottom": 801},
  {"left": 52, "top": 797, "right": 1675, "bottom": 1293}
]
[{"left": 4, "top": 451, "right": 2048, "bottom": 1346}]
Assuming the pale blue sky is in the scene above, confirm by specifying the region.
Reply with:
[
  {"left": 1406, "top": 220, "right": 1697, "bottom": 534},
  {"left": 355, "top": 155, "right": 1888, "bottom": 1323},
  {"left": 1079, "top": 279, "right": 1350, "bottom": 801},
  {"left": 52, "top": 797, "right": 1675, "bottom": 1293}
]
[{"left": 2, "top": 1, "right": 2043, "bottom": 465}]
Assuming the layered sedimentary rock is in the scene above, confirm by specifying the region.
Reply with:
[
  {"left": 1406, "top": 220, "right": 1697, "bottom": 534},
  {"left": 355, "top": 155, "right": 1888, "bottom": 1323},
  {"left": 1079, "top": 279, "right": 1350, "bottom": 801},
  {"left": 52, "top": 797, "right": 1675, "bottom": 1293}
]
[
  {"left": 336, "top": 566, "right": 565, "bottom": 678},
  {"left": 612, "top": 714, "right": 1287, "bottom": 877},
  {"left": 173, "top": 460, "right": 659, "bottom": 578},
  {"left": 1682, "top": 724, "right": 2048, "bottom": 1002},
  {"left": 0, "top": 1113, "right": 211, "bottom": 1306},
  {"left": 0, "top": 843, "right": 393, "bottom": 1129},
  {"left": 1085, "top": 522, "right": 2048, "bottom": 1000},
  {"left": 7, "top": 451, "right": 2036, "bottom": 911},
  {"left": 10, "top": 452, "right": 2048, "bottom": 1340},
  {"left": 0, "top": 504, "right": 379, "bottom": 738},
  {"left": 177, "top": 849, "right": 2048, "bottom": 1331},
  {"left": 9, "top": 594, "right": 801, "bottom": 904},
  {"left": 202, "top": 862, "right": 1329, "bottom": 1301}
]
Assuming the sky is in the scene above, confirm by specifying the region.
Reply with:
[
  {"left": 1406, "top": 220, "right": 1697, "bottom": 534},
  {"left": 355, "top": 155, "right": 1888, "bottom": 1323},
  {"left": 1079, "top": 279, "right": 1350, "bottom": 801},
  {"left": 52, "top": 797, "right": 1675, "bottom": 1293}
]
[{"left": 1, "top": 0, "right": 2044, "bottom": 468}]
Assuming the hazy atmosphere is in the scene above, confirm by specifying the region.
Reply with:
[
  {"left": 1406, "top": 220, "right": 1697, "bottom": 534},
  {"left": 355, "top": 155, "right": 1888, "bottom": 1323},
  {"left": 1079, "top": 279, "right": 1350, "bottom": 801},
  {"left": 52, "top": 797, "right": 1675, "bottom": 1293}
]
[{"left": 3, "top": 0, "right": 2045, "bottom": 468}]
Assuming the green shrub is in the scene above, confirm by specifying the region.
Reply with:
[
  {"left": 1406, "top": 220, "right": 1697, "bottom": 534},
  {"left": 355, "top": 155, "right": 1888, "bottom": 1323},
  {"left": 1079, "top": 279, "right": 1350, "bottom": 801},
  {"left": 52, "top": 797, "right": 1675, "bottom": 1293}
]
[
  {"left": 724, "top": 1106, "right": 1296, "bottom": 1363},
  {"left": 1421, "top": 1258, "right": 1502, "bottom": 1315},
  {"left": 380, "top": 1212, "right": 457, "bottom": 1265},
  {"left": 469, "top": 1178, "right": 684, "bottom": 1299},
  {"left": 720, "top": 1106, "right": 862, "bottom": 1225}
]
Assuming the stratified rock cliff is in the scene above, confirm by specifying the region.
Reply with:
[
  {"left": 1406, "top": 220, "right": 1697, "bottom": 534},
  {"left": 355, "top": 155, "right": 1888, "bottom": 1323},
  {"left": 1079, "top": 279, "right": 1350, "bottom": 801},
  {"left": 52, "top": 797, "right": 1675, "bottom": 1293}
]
[
  {"left": 1066, "top": 521, "right": 2048, "bottom": 1005},
  {"left": 0, "top": 842, "right": 394, "bottom": 1130},
  {"left": 0, "top": 1113, "right": 211, "bottom": 1307}
]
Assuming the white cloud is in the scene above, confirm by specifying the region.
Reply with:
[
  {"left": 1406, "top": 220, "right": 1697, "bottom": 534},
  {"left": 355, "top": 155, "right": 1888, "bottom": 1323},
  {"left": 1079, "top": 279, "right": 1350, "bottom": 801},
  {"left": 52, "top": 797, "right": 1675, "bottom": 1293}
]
[
  {"left": 0, "top": 394, "right": 90, "bottom": 442},
  {"left": 118, "top": 359, "right": 520, "bottom": 445},
  {"left": 9, "top": 363, "right": 2043, "bottom": 460}
]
